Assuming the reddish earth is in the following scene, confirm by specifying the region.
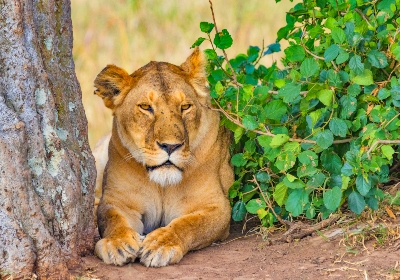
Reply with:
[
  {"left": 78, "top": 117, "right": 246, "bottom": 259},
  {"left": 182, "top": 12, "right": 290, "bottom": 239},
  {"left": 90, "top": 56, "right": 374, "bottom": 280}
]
[{"left": 75, "top": 217, "right": 400, "bottom": 280}]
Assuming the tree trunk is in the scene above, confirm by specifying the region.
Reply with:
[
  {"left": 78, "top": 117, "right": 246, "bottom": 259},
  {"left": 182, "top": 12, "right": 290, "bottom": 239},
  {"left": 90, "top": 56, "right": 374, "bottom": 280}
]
[{"left": 0, "top": 0, "right": 96, "bottom": 278}]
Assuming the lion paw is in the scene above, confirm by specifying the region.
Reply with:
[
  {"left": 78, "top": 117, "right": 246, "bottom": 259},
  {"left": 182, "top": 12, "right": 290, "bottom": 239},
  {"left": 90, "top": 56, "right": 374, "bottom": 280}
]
[
  {"left": 139, "top": 227, "right": 184, "bottom": 267},
  {"left": 95, "top": 228, "right": 142, "bottom": 266}
]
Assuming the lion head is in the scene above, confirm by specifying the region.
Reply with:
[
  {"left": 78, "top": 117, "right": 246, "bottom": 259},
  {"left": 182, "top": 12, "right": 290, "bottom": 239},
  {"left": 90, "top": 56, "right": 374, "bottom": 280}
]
[{"left": 94, "top": 48, "right": 214, "bottom": 186}]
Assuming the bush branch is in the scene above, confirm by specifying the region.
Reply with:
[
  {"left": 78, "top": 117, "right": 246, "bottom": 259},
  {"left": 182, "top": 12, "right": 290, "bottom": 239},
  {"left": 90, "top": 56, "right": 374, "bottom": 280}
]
[
  {"left": 366, "top": 140, "right": 400, "bottom": 159},
  {"left": 252, "top": 175, "right": 340, "bottom": 242},
  {"left": 206, "top": 102, "right": 355, "bottom": 145},
  {"left": 209, "top": 0, "right": 242, "bottom": 88},
  {"left": 251, "top": 175, "right": 291, "bottom": 227}
]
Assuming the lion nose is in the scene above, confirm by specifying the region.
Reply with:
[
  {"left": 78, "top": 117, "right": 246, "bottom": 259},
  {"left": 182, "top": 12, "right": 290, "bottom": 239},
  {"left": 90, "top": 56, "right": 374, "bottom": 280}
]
[{"left": 157, "top": 142, "right": 183, "bottom": 155}]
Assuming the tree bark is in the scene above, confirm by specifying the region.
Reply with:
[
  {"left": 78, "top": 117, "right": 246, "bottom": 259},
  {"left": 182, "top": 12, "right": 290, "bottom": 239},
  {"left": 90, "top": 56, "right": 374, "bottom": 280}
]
[{"left": 0, "top": 0, "right": 96, "bottom": 278}]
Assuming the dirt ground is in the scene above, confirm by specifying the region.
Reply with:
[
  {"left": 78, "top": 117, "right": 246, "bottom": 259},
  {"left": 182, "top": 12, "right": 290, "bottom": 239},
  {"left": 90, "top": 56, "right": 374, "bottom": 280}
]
[{"left": 75, "top": 215, "right": 400, "bottom": 280}]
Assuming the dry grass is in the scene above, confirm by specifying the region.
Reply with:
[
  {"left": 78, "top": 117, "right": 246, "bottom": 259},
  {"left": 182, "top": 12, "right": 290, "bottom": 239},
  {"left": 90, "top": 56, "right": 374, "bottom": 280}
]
[{"left": 71, "top": 0, "right": 296, "bottom": 147}]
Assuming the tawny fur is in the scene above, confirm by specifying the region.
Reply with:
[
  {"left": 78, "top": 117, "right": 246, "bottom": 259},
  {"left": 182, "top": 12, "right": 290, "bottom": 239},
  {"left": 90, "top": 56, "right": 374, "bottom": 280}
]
[{"left": 93, "top": 48, "right": 233, "bottom": 267}]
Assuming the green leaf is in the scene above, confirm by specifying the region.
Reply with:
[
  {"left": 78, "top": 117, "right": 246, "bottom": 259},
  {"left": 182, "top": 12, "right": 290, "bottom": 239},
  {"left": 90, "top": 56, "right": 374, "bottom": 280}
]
[
  {"left": 264, "top": 100, "right": 287, "bottom": 121},
  {"left": 246, "top": 198, "right": 266, "bottom": 214},
  {"left": 336, "top": 51, "right": 349, "bottom": 64},
  {"left": 324, "top": 44, "right": 340, "bottom": 62},
  {"left": 367, "top": 50, "right": 388, "bottom": 68},
  {"left": 284, "top": 45, "right": 306, "bottom": 62},
  {"left": 297, "top": 164, "right": 318, "bottom": 178},
  {"left": 275, "top": 152, "right": 296, "bottom": 172},
  {"left": 307, "top": 172, "right": 325, "bottom": 189},
  {"left": 349, "top": 55, "right": 364, "bottom": 75},
  {"left": 215, "top": 81, "right": 224, "bottom": 95},
  {"left": 321, "top": 150, "right": 342, "bottom": 174},
  {"left": 331, "top": 27, "right": 346, "bottom": 44},
  {"left": 256, "top": 171, "right": 270, "bottom": 182},
  {"left": 257, "top": 135, "right": 272, "bottom": 148},
  {"left": 286, "top": 189, "right": 308, "bottom": 217},
  {"left": 283, "top": 177, "right": 306, "bottom": 189},
  {"left": 307, "top": 109, "right": 323, "bottom": 129},
  {"left": 200, "top": 22, "right": 215, "bottom": 33},
  {"left": 356, "top": 174, "right": 372, "bottom": 196},
  {"left": 324, "top": 17, "right": 338, "bottom": 29},
  {"left": 316, "top": 130, "right": 334, "bottom": 149},
  {"left": 341, "top": 162, "right": 354, "bottom": 176},
  {"left": 309, "top": 25, "right": 324, "bottom": 39},
  {"left": 348, "top": 191, "right": 366, "bottom": 215},
  {"left": 231, "top": 153, "right": 247, "bottom": 167},
  {"left": 204, "top": 49, "right": 217, "bottom": 61},
  {"left": 264, "top": 43, "right": 281, "bottom": 55},
  {"left": 390, "top": 191, "right": 400, "bottom": 205},
  {"left": 306, "top": 206, "right": 316, "bottom": 219},
  {"left": 211, "top": 69, "right": 225, "bottom": 81},
  {"left": 273, "top": 182, "right": 288, "bottom": 206},
  {"left": 329, "top": 118, "right": 348, "bottom": 137},
  {"left": 393, "top": 46, "right": 400, "bottom": 60},
  {"left": 347, "top": 84, "right": 361, "bottom": 97},
  {"left": 213, "top": 29, "right": 233, "bottom": 50},
  {"left": 283, "top": 142, "right": 300, "bottom": 153},
  {"left": 300, "top": 58, "right": 320, "bottom": 77},
  {"left": 351, "top": 69, "right": 374, "bottom": 86},
  {"left": 244, "top": 139, "right": 256, "bottom": 154},
  {"left": 377, "top": 88, "right": 391, "bottom": 100},
  {"left": 323, "top": 186, "right": 342, "bottom": 211},
  {"left": 366, "top": 197, "right": 379, "bottom": 210},
  {"left": 278, "top": 82, "right": 301, "bottom": 104},
  {"left": 285, "top": 173, "right": 296, "bottom": 182},
  {"left": 270, "top": 134, "right": 290, "bottom": 148},
  {"left": 234, "top": 126, "right": 244, "bottom": 143},
  {"left": 339, "top": 96, "right": 357, "bottom": 119},
  {"left": 342, "top": 175, "right": 350, "bottom": 190},
  {"left": 232, "top": 200, "right": 246, "bottom": 221},
  {"left": 254, "top": 86, "right": 270, "bottom": 97},
  {"left": 381, "top": 145, "right": 395, "bottom": 161},
  {"left": 317, "top": 89, "right": 334, "bottom": 106},
  {"left": 242, "top": 115, "right": 258, "bottom": 130},
  {"left": 191, "top": 37, "right": 206, "bottom": 48},
  {"left": 298, "top": 150, "right": 318, "bottom": 166}
]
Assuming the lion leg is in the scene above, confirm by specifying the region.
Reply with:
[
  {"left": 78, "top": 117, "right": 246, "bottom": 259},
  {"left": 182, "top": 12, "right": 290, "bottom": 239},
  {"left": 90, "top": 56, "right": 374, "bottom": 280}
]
[
  {"left": 95, "top": 205, "right": 144, "bottom": 266},
  {"left": 140, "top": 204, "right": 230, "bottom": 267}
]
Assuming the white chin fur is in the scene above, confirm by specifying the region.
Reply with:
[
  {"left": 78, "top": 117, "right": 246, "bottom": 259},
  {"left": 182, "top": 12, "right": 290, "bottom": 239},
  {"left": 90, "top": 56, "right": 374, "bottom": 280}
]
[{"left": 149, "top": 167, "right": 182, "bottom": 187}]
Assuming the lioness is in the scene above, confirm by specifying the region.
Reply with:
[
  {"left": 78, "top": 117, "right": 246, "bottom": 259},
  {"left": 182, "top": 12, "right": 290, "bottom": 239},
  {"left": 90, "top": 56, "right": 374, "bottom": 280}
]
[{"left": 93, "top": 48, "right": 233, "bottom": 267}]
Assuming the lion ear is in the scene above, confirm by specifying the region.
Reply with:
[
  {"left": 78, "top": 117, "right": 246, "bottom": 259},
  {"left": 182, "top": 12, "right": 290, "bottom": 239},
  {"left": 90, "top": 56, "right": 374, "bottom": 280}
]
[
  {"left": 180, "top": 47, "right": 209, "bottom": 98},
  {"left": 94, "top": 65, "right": 134, "bottom": 109}
]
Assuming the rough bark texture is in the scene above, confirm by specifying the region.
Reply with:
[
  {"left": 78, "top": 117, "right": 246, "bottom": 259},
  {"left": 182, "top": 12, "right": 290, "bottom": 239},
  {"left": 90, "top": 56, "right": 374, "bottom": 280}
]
[{"left": 0, "top": 0, "right": 96, "bottom": 278}]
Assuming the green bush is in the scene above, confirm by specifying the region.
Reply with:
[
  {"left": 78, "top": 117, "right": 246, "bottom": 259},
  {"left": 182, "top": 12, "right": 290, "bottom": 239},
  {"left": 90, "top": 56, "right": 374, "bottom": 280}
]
[{"left": 193, "top": 0, "right": 400, "bottom": 226}]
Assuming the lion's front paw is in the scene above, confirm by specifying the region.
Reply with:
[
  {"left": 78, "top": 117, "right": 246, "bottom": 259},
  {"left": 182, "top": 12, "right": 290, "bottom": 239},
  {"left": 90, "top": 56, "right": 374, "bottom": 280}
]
[
  {"left": 95, "top": 227, "right": 142, "bottom": 266},
  {"left": 139, "top": 227, "right": 184, "bottom": 267}
]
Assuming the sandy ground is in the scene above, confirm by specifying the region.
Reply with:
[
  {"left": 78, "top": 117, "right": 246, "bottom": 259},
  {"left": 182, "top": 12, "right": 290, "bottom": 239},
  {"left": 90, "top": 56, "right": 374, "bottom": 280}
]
[{"left": 73, "top": 217, "right": 400, "bottom": 280}]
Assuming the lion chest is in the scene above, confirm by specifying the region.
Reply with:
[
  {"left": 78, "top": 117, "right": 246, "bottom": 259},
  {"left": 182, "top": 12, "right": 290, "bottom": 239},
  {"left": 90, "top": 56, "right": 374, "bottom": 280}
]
[{"left": 141, "top": 190, "right": 184, "bottom": 234}]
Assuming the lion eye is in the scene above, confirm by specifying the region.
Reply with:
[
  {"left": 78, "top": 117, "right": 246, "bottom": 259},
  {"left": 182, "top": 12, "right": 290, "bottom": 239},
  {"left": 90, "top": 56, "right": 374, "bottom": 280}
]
[
  {"left": 139, "top": 104, "right": 152, "bottom": 111},
  {"left": 181, "top": 104, "right": 191, "bottom": 111}
]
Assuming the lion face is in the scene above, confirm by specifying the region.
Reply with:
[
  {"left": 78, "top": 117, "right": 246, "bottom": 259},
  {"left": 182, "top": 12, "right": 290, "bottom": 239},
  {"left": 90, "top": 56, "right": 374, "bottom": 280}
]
[{"left": 94, "top": 48, "right": 210, "bottom": 186}]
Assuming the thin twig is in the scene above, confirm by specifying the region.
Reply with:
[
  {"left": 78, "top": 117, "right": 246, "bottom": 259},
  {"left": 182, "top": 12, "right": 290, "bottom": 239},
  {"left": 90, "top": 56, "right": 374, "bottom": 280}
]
[
  {"left": 366, "top": 140, "right": 400, "bottom": 159},
  {"left": 251, "top": 175, "right": 291, "bottom": 227},
  {"left": 302, "top": 42, "right": 324, "bottom": 60},
  {"left": 253, "top": 39, "right": 265, "bottom": 66},
  {"left": 209, "top": 0, "right": 242, "bottom": 88},
  {"left": 206, "top": 33, "right": 232, "bottom": 79},
  {"left": 355, "top": 8, "right": 372, "bottom": 27},
  {"left": 268, "top": 90, "right": 308, "bottom": 96},
  {"left": 389, "top": 62, "right": 400, "bottom": 81},
  {"left": 383, "top": 113, "right": 400, "bottom": 129},
  {"left": 300, "top": 39, "right": 339, "bottom": 71}
]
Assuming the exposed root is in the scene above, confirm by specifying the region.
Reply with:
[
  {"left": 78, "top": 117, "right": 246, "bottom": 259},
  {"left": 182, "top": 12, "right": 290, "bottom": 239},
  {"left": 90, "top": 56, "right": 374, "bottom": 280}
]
[{"left": 276, "top": 215, "right": 340, "bottom": 243}]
